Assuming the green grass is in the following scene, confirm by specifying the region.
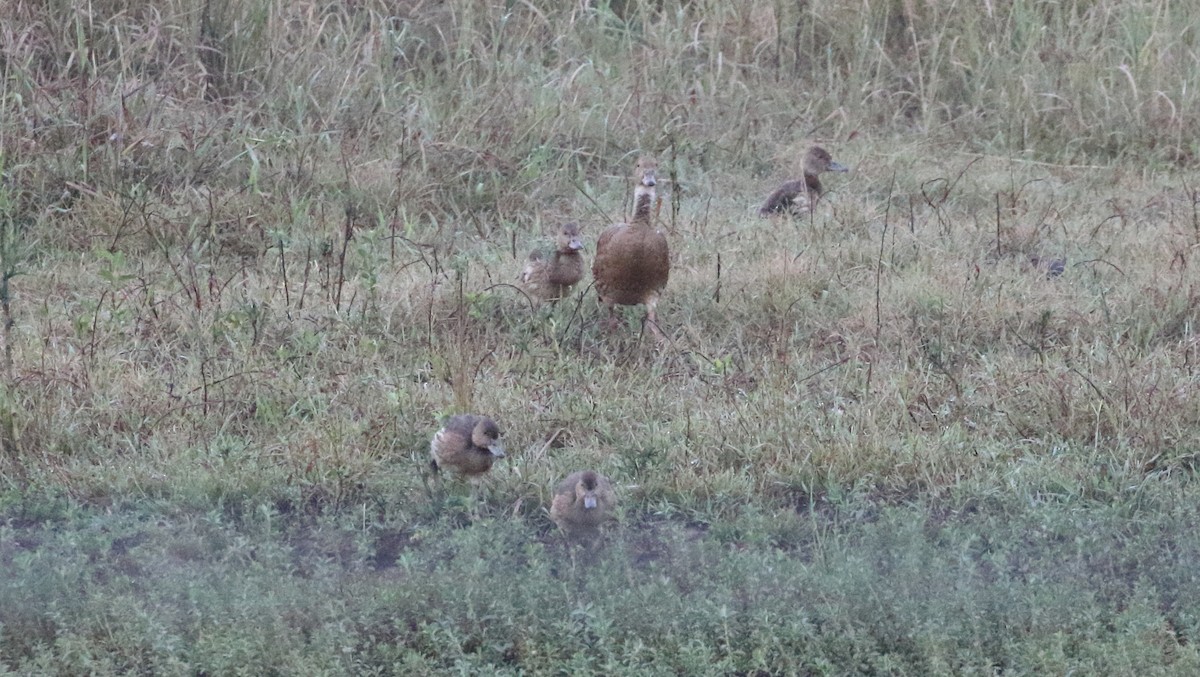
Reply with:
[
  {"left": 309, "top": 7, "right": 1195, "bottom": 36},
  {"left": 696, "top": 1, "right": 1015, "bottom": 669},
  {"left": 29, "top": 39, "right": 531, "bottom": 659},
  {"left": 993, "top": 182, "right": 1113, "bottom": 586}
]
[
  {"left": 5, "top": 488, "right": 1200, "bottom": 674},
  {"left": 2, "top": 0, "right": 1200, "bottom": 673}
]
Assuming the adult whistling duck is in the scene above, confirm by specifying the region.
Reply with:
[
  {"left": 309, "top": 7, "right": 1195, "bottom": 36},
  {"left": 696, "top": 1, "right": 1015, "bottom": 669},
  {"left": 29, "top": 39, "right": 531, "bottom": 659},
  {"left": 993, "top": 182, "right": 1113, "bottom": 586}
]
[
  {"left": 520, "top": 222, "right": 585, "bottom": 302},
  {"left": 759, "top": 145, "right": 848, "bottom": 217},
  {"left": 592, "top": 156, "right": 670, "bottom": 338}
]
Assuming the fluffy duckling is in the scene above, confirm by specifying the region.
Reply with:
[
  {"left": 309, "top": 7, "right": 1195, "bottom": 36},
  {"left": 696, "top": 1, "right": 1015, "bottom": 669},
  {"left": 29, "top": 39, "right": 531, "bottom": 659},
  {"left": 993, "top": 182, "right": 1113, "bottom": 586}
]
[
  {"left": 429, "top": 415, "right": 506, "bottom": 478},
  {"left": 759, "top": 145, "right": 849, "bottom": 217},
  {"left": 520, "top": 222, "right": 585, "bottom": 302},
  {"left": 550, "top": 470, "right": 616, "bottom": 544},
  {"left": 592, "top": 156, "right": 670, "bottom": 337}
]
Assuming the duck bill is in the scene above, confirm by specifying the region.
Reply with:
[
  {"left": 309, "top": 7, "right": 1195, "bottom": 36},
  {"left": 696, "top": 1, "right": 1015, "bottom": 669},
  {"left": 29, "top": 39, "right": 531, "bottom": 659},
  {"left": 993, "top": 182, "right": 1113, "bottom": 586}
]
[
  {"left": 568, "top": 238, "right": 584, "bottom": 251},
  {"left": 641, "top": 170, "right": 657, "bottom": 187},
  {"left": 489, "top": 442, "right": 506, "bottom": 458},
  {"left": 828, "top": 161, "right": 849, "bottom": 173},
  {"left": 583, "top": 495, "right": 597, "bottom": 509}
]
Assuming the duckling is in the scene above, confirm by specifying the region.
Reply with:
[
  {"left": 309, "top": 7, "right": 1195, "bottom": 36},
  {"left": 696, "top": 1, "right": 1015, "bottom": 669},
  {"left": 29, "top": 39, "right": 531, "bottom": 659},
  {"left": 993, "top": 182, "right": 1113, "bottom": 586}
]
[
  {"left": 592, "top": 156, "right": 670, "bottom": 338},
  {"left": 520, "top": 222, "right": 585, "bottom": 302},
  {"left": 1028, "top": 254, "right": 1066, "bottom": 278},
  {"left": 429, "top": 415, "right": 506, "bottom": 478},
  {"left": 759, "top": 145, "right": 849, "bottom": 217},
  {"left": 549, "top": 470, "right": 615, "bottom": 544}
]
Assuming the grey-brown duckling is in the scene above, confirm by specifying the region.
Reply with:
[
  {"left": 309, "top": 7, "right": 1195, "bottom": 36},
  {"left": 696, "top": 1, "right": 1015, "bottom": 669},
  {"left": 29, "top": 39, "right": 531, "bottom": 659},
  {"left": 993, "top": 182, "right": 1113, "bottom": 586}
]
[
  {"left": 549, "top": 470, "right": 616, "bottom": 544},
  {"left": 759, "top": 145, "right": 848, "bottom": 217},
  {"left": 521, "top": 222, "right": 585, "bottom": 302},
  {"left": 429, "top": 415, "right": 506, "bottom": 478}
]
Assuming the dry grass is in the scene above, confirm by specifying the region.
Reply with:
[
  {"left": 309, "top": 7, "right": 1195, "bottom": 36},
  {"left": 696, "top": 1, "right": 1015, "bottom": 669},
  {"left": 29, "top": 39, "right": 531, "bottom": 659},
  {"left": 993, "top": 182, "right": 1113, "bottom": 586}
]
[{"left": 2, "top": 0, "right": 1200, "bottom": 672}]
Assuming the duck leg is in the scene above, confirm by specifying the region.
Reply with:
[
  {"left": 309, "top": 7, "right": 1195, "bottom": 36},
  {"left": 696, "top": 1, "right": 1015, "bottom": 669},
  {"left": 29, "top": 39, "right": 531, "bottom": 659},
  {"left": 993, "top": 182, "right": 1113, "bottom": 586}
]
[
  {"left": 603, "top": 304, "right": 623, "bottom": 333},
  {"left": 468, "top": 478, "right": 491, "bottom": 521},
  {"left": 643, "top": 297, "right": 667, "bottom": 342},
  {"left": 469, "top": 485, "right": 481, "bottom": 521}
]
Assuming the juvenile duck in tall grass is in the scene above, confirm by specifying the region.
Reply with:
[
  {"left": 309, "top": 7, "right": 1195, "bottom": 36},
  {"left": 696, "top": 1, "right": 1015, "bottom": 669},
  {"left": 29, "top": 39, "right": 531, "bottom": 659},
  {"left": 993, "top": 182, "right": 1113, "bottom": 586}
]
[
  {"left": 520, "top": 222, "right": 585, "bottom": 302},
  {"left": 550, "top": 470, "right": 615, "bottom": 545},
  {"left": 759, "top": 145, "right": 849, "bottom": 217},
  {"left": 429, "top": 415, "right": 506, "bottom": 478},
  {"left": 592, "top": 156, "right": 670, "bottom": 338},
  {"left": 1029, "top": 254, "right": 1067, "bottom": 278}
]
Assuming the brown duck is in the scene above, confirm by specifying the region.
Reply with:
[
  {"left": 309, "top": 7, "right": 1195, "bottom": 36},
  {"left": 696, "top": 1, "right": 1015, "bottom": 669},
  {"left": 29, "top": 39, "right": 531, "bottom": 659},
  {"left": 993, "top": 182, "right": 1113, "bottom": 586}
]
[
  {"left": 549, "top": 470, "right": 615, "bottom": 544},
  {"left": 429, "top": 415, "right": 506, "bottom": 478},
  {"left": 592, "top": 156, "right": 669, "bottom": 337},
  {"left": 759, "top": 146, "right": 849, "bottom": 217},
  {"left": 520, "top": 222, "right": 585, "bottom": 302}
]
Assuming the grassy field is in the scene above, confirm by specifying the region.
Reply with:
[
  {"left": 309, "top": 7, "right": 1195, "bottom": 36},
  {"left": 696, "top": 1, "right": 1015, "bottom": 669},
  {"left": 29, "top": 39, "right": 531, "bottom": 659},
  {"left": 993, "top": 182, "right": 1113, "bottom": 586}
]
[{"left": 2, "top": 0, "right": 1200, "bottom": 673}]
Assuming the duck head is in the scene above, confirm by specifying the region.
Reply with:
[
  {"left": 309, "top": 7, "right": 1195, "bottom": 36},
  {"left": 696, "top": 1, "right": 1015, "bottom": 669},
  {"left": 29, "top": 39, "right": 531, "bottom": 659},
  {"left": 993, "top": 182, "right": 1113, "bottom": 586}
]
[
  {"left": 576, "top": 470, "right": 602, "bottom": 509},
  {"left": 557, "top": 222, "right": 584, "bottom": 252},
  {"left": 636, "top": 156, "right": 657, "bottom": 188},
  {"left": 803, "top": 146, "right": 849, "bottom": 175},
  {"left": 471, "top": 418, "right": 505, "bottom": 458}
]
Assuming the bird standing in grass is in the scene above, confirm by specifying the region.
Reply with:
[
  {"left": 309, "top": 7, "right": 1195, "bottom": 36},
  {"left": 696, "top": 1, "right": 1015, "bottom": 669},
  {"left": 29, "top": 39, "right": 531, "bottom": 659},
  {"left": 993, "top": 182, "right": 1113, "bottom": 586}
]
[
  {"left": 430, "top": 414, "right": 506, "bottom": 478},
  {"left": 520, "top": 222, "right": 585, "bottom": 302},
  {"left": 759, "top": 145, "right": 849, "bottom": 217},
  {"left": 592, "top": 156, "right": 670, "bottom": 339},
  {"left": 428, "top": 414, "right": 507, "bottom": 515},
  {"left": 1029, "top": 254, "right": 1067, "bottom": 278},
  {"left": 550, "top": 470, "right": 615, "bottom": 547}
]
